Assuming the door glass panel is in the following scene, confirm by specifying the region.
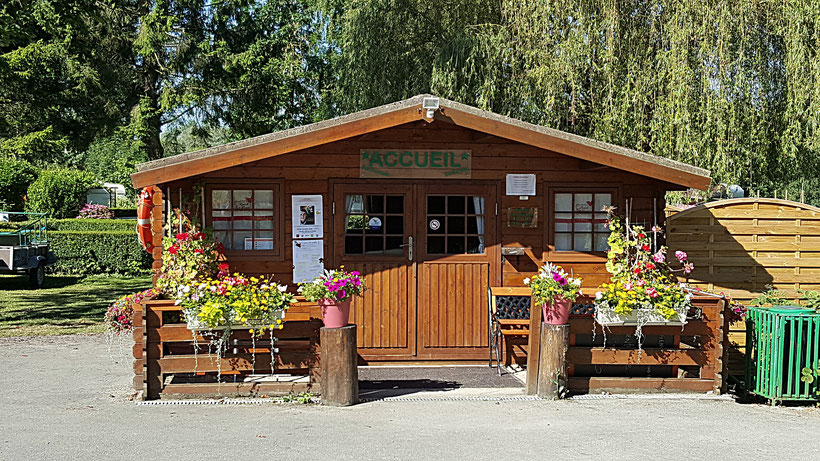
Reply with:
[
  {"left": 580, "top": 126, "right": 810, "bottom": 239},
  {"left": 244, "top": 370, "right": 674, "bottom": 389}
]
[
  {"left": 447, "top": 196, "right": 465, "bottom": 214},
  {"left": 385, "top": 236, "right": 404, "bottom": 254},
  {"left": 427, "top": 196, "right": 445, "bottom": 214},
  {"left": 426, "top": 195, "right": 484, "bottom": 255},
  {"left": 427, "top": 236, "right": 445, "bottom": 254},
  {"left": 386, "top": 195, "right": 403, "bottom": 213},
  {"left": 344, "top": 194, "right": 404, "bottom": 256},
  {"left": 447, "top": 216, "right": 465, "bottom": 234}
]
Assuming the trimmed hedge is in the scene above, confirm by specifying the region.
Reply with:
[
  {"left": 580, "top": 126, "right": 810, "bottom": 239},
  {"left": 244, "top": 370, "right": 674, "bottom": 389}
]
[
  {"left": 0, "top": 218, "right": 136, "bottom": 232},
  {"left": 48, "top": 230, "right": 152, "bottom": 275}
]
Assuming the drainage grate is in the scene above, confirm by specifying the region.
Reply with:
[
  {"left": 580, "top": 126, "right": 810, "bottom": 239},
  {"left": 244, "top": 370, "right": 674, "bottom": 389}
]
[
  {"left": 136, "top": 398, "right": 307, "bottom": 406},
  {"left": 568, "top": 393, "right": 731, "bottom": 401},
  {"left": 360, "top": 395, "right": 541, "bottom": 402}
]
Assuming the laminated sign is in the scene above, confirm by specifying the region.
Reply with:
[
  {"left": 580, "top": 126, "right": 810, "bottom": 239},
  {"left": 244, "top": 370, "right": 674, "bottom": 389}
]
[{"left": 360, "top": 149, "right": 471, "bottom": 178}]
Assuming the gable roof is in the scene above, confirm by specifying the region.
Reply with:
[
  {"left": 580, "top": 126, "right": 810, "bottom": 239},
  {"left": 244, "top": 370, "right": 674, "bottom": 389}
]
[{"left": 132, "top": 95, "right": 711, "bottom": 189}]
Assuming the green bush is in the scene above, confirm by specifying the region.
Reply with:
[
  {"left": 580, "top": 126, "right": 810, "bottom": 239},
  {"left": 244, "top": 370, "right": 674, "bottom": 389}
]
[
  {"left": 25, "top": 168, "right": 97, "bottom": 218},
  {"left": 48, "top": 230, "right": 152, "bottom": 275},
  {"left": 110, "top": 207, "right": 137, "bottom": 218},
  {"left": 0, "top": 158, "right": 38, "bottom": 212},
  {"left": 0, "top": 218, "right": 136, "bottom": 232}
]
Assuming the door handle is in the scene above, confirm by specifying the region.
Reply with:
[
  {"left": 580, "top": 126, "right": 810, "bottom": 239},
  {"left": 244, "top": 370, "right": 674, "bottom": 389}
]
[{"left": 400, "top": 236, "right": 413, "bottom": 261}]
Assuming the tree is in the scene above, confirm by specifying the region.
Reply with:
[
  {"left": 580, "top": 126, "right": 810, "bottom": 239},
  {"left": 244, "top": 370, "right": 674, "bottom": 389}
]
[
  {"left": 327, "top": 1, "right": 820, "bottom": 200},
  {"left": 0, "top": 0, "right": 136, "bottom": 164}
]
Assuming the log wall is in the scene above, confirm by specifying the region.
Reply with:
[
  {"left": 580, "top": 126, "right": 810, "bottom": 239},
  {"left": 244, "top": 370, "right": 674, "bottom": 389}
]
[{"left": 161, "top": 120, "right": 673, "bottom": 294}]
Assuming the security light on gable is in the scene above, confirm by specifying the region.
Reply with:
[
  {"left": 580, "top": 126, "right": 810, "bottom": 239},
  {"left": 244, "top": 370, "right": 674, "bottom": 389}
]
[{"left": 422, "top": 97, "right": 440, "bottom": 118}]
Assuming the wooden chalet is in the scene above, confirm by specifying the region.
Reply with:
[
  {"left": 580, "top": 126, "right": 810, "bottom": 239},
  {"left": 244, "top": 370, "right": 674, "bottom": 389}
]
[{"left": 132, "top": 95, "right": 711, "bottom": 364}]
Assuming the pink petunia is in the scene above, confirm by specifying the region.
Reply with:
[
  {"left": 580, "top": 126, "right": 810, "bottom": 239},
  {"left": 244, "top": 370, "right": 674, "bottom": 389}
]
[
  {"left": 675, "top": 250, "right": 687, "bottom": 262},
  {"left": 652, "top": 251, "right": 665, "bottom": 263}
]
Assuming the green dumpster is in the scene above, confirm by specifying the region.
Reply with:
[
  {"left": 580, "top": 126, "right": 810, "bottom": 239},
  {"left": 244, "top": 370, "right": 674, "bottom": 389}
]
[{"left": 745, "top": 306, "right": 820, "bottom": 402}]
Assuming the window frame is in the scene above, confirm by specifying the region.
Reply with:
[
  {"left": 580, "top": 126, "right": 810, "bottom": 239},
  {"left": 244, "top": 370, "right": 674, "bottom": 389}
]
[
  {"left": 545, "top": 185, "right": 621, "bottom": 261},
  {"left": 205, "top": 181, "right": 284, "bottom": 260}
]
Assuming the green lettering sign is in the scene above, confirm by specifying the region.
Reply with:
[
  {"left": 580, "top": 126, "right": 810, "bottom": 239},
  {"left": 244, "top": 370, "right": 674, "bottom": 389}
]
[{"left": 360, "top": 149, "right": 471, "bottom": 178}]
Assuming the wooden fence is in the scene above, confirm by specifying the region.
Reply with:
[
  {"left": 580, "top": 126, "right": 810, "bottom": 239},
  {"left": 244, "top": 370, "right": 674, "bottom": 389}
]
[
  {"left": 133, "top": 299, "right": 322, "bottom": 400},
  {"left": 667, "top": 198, "right": 820, "bottom": 375}
]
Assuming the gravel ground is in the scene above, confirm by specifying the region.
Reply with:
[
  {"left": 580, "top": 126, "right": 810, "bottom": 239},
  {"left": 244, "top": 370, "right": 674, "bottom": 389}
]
[{"left": 2, "top": 334, "right": 819, "bottom": 461}]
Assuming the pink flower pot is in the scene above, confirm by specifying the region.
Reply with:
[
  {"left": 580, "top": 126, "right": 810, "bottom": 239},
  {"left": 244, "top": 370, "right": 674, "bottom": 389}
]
[
  {"left": 319, "top": 298, "right": 352, "bottom": 328},
  {"left": 541, "top": 297, "right": 571, "bottom": 325}
]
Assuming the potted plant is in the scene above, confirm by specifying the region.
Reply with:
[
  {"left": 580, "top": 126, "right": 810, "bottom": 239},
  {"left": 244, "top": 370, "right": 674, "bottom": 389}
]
[
  {"left": 524, "top": 263, "right": 583, "bottom": 325},
  {"left": 299, "top": 268, "right": 367, "bottom": 328},
  {"left": 594, "top": 213, "right": 693, "bottom": 326}
]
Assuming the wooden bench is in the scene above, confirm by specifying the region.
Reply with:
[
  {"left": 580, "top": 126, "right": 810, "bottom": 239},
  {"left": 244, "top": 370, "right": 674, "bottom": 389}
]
[{"left": 488, "top": 287, "right": 531, "bottom": 373}]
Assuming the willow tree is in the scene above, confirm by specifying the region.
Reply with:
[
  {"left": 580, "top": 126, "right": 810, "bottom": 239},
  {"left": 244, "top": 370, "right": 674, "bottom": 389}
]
[{"left": 329, "top": 0, "right": 820, "bottom": 197}]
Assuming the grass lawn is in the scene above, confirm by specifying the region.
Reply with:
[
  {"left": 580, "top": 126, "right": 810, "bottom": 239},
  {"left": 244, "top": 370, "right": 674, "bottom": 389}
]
[{"left": 0, "top": 274, "right": 152, "bottom": 337}]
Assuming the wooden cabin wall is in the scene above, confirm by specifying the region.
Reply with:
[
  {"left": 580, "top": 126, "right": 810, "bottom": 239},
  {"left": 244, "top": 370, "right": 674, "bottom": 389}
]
[{"left": 160, "top": 120, "right": 673, "bottom": 293}]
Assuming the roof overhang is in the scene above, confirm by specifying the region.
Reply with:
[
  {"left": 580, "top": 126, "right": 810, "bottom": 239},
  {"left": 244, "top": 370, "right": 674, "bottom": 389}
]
[{"left": 132, "top": 95, "right": 711, "bottom": 189}]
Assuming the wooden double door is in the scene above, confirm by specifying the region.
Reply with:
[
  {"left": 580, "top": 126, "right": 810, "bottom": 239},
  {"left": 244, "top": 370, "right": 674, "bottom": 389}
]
[{"left": 333, "top": 183, "right": 497, "bottom": 360}]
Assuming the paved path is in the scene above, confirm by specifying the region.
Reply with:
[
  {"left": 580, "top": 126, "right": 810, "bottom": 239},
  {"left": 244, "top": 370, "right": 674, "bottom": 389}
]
[{"left": 1, "top": 334, "right": 819, "bottom": 460}]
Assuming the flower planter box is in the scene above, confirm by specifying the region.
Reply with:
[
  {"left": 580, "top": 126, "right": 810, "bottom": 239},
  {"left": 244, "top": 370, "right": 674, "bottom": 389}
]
[
  {"left": 594, "top": 304, "right": 688, "bottom": 327},
  {"left": 185, "top": 311, "right": 285, "bottom": 331}
]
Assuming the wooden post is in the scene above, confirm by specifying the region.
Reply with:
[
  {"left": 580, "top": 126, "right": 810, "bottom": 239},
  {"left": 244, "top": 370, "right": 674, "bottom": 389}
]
[
  {"left": 319, "top": 325, "right": 358, "bottom": 406},
  {"left": 525, "top": 296, "right": 543, "bottom": 395},
  {"left": 536, "top": 324, "right": 570, "bottom": 400}
]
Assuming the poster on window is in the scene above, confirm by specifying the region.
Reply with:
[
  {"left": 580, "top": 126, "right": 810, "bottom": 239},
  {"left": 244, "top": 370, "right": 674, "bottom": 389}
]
[
  {"left": 291, "top": 195, "right": 323, "bottom": 238},
  {"left": 292, "top": 239, "right": 325, "bottom": 283}
]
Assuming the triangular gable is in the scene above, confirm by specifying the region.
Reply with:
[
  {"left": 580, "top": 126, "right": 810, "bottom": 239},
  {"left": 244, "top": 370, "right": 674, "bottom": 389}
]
[{"left": 132, "top": 95, "right": 711, "bottom": 189}]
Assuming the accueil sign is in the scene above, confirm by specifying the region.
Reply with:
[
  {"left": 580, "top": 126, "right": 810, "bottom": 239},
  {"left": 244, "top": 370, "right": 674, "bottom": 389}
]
[{"left": 360, "top": 149, "right": 471, "bottom": 178}]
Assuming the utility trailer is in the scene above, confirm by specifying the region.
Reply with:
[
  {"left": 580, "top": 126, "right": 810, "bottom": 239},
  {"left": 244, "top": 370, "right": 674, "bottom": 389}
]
[{"left": 0, "top": 212, "right": 57, "bottom": 288}]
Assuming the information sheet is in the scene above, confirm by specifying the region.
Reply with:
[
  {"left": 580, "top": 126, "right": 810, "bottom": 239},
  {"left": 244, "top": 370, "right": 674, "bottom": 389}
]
[
  {"left": 292, "top": 239, "right": 325, "bottom": 283},
  {"left": 292, "top": 195, "right": 324, "bottom": 238}
]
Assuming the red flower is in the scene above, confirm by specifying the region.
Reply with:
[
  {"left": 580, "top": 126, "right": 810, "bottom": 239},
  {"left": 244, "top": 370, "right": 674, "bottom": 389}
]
[
  {"left": 194, "top": 249, "right": 203, "bottom": 254},
  {"left": 641, "top": 244, "right": 650, "bottom": 252},
  {"left": 168, "top": 245, "right": 179, "bottom": 255},
  {"left": 633, "top": 267, "right": 642, "bottom": 274},
  {"left": 216, "top": 242, "right": 226, "bottom": 253},
  {"left": 646, "top": 262, "right": 656, "bottom": 270},
  {"left": 637, "top": 233, "right": 646, "bottom": 239},
  {"left": 194, "top": 232, "right": 206, "bottom": 240},
  {"left": 218, "top": 263, "right": 230, "bottom": 271},
  {"left": 176, "top": 232, "right": 189, "bottom": 241}
]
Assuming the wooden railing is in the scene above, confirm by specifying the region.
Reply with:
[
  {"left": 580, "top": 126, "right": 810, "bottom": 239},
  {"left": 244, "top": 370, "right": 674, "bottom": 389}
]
[{"left": 133, "top": 298, "right": 322, "bottom": 400}]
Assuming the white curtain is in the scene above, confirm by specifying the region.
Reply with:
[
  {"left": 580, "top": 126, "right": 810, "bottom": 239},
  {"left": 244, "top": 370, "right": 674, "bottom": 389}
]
[
  {"left": 344, "top": 195, "right": 361, "bottom": 228},
  {"left": 473, "top": 196, "right": 485, "bottom": 252}
]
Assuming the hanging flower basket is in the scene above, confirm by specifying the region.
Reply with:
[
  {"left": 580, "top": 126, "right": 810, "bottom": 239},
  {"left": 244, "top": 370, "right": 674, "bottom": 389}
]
[{"left": 594, "top": 301, "right": 688, "bottom": 326}]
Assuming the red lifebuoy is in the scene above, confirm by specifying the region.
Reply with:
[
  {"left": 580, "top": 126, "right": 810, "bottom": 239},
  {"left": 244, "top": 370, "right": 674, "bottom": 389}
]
[{"left": 137, "top": 187, "right": 154, "bottom": 252}]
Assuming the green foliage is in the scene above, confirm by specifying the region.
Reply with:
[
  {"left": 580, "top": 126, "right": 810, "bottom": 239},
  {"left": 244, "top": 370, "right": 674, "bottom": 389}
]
[
  {"left": 799, "top": 289, "right": 820, "bottom": 313},
  {"left": 81, "top": 132, "right": 146, "bottom": 188},
  {"left": 0, "top": 1, "right": 136, "bottom": 164},
  {"left": 48, "top": 230, "right": 152, "bottom": 276},
  {"left": 0, "top": 157, "right": 37, "bottom": 212},
  {"left": 0, "top": 218, "right": 134, "bottom": 232},
  {"left": 749, "top": 287, "right": 791, "bottom": 307},
  {"left": 281, "top": 391, "right": 315, "bottom": 404},
  {"left": 25, "top": 168, "right": 97, "bottom": 218},
  {"left": 329, "top": 1, "right": 820, "bottom": 196},
  {"left": 800, "top": 361, "right": 820, "bottom": 400}
]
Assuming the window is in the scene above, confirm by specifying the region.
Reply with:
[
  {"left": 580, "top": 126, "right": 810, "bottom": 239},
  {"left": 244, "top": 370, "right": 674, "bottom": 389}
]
[
  {"left": 211, "top": 189, "right": 276, "bottom": 251},
  {"left": 554, "top": 192, "right": 611, "bottom": 251},
  {"left": 344, "top": 194, "right": 405, "bottom": 255},
  {"left": 426, "top": 195, "right": 485, "bottom": 255}
]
